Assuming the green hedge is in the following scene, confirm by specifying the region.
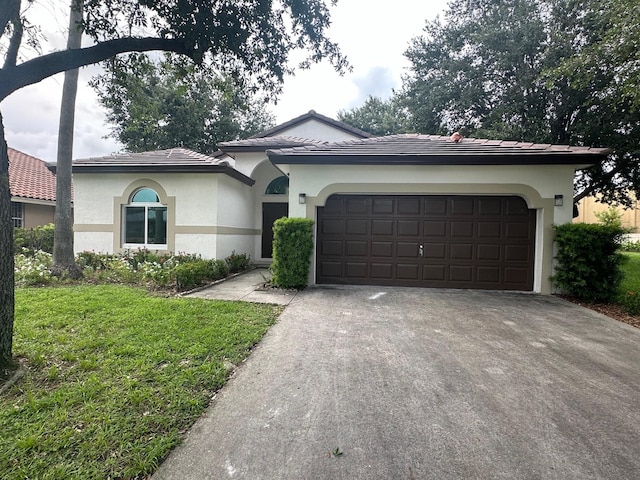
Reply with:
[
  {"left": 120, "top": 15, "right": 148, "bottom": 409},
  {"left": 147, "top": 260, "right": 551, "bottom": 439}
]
[
  {"left": 552, "top": 223, "right": 626, "bottom": 302},
  {"left": 174, "top": 259, "right": 229, "bottom": 291},
  {"left": 271, "top": 217, "right": 314, "bottom": 289},
  {"left": 14, "top": 223, "right": 55, "bottom": 254}
]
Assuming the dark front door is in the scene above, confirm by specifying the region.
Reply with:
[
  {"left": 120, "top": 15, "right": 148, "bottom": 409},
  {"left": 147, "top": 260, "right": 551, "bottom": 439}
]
[
  {"left": 262, "top": 203, "right": 289, "bottom": 258},
  {"left": 316, "top": 195, "right": 536, "bottom": 291}
]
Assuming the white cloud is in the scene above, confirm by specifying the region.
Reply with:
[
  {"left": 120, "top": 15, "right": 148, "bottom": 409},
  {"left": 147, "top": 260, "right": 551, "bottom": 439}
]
[{"left": 1, "top": 0, "right": 449, "bottom": 159}]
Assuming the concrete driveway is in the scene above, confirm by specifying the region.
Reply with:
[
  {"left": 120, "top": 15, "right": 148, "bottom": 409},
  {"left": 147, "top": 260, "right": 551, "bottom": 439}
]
[{"left": 154, "top": 285, "right": 640, "bottom": 480}]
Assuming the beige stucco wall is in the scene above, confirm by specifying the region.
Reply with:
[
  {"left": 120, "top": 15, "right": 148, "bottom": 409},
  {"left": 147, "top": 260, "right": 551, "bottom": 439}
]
[
  {"left": 73, "top": 172, "right": 255, "bottom": 259},
  {"left": 22, "top": 202, "right": 55, "bottom": 229},
  {"left": 283, "top": 163, "right": 576, "bottom": 294},
  {"left": 574, "top": 195, "right": 640, "bottom": 232},
  {"left": 276, "top": 119, "right": 364, "bottom": 142}
]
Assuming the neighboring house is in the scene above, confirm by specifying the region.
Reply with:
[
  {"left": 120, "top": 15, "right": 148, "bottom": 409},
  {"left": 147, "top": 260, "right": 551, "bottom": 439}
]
[
  {"left": 574, "top": 196, "right": 640, "bottom": 233},
  {"left": 8, "top": 147, "right": 57, "bottom": 229},
  {"left": 72, "top": 110, "right": 609, "bottom": 294}
]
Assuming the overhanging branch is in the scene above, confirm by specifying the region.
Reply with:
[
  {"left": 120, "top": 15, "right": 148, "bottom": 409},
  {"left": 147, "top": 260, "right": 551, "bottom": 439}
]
[{"left": 0, "top": 36, "right": 194, "bottom": 101}]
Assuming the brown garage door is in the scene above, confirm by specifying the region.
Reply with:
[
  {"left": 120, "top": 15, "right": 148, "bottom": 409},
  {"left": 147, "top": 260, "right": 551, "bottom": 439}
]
[{"left": 316, "top": 195, "right": 535, "bottom": 291}]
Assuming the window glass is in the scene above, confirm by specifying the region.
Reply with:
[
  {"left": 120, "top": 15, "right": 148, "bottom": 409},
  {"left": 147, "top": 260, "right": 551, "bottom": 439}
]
[
  {"left": 11, "top": 202, "right": 24, "bottom": 228},
  {"left": 132, "top": 188, "right": 160, "bottom": 203},
  {"left": 147, "top": 207, "right": 167, "bottom": 244},
  {"left": 125, "top": 206, "right": 145, "bottom": 244},
  {"left": 265, "top": 176, "right": 289, "bottom": 195}
]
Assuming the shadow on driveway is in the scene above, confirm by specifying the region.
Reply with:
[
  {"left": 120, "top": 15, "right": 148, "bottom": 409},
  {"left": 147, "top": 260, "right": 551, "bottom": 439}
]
[{"left": 155, "top": 285, "right": 640, "bottom": 479}]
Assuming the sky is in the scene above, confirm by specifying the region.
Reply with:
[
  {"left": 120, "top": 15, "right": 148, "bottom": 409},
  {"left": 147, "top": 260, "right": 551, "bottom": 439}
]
[{"left": 1, "top": 0, "right": 450, "bottom": 163}]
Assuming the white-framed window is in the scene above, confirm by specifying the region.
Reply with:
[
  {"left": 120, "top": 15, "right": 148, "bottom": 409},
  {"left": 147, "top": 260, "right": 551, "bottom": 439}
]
[
  {"left": 122, "top": 188, "right": 167, "bottom": 248},
  {"left": 11, "top": 201, "right": 24, "bottom": 228}
]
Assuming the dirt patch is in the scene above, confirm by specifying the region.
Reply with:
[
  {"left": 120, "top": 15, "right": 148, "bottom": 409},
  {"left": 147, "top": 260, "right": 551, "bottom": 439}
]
[{"left": 558, "top": 296, "right": 640, "bottom": 329}]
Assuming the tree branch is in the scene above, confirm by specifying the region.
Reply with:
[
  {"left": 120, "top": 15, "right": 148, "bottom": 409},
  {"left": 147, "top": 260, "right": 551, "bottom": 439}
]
[
  {"left": 0, "top": 36, "right": 194, "bottom": 101},
  {"left": 3, "top": 14, "right": 23, "bottom": 69}
]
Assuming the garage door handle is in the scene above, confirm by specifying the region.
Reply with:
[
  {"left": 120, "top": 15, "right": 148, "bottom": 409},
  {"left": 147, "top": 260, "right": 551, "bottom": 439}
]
[{"left": 419, "top": 244, "right": 424, "bottom": 258}]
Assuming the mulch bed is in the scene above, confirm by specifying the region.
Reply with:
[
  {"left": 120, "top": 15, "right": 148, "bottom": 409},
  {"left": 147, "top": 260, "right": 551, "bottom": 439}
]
[{"left": 558, "top": 296, "right": 640, "bottom": 329}]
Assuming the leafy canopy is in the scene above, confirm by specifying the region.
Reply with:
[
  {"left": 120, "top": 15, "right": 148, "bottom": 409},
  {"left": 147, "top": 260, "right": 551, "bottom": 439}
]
[{"left": 92, "top": 54, "right": 275, "bottom": 154}]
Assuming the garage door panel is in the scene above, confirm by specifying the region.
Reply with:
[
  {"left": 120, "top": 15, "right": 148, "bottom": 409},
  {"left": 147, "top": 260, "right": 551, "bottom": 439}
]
[
  {"left": 398, "top": 197, "right": 421, "bottom": 215},
  {"left": 317, "top": 195, "right": 535, "bottom": 291},
  {"left": 346, "top": 197, "right": 368, "bottom": 214},
  {"left": 346, "top": 219, "right": 368, "bottom": 235},
  {"left": 346, "top": 241, "right": 368, "bottom": 256},
  {"left": 372, "top": 220, "right": 394, "bottom": 235},
  {"left": 321, "top": 218, "right": 343, "bottom": 235},
  {"left": 450, "top": 244, "right": 473, "bottom": 260},
  {"left": 425, "top": 221, "right": 447, "bottom": 236},
  {"left": 320, "top": 240, "right": 343, "bottom": 256},
  {"left": 397, "top": 242, "right": 419, "bottom": 257},
  {"left": 371, "top": 263, "right": 393, "bottom": 279},
  {"left": 398, "top": 220, "right": 420, "bottom": 236},
  {"left": 397, "top": 264, "right": 420, "bottom": 280},
  {"left": 424, "top": 244, "right": 446, "bottom": 259},
  {"left": 372, "top": 198, "right": 394, "bottom": 214},
  {"left": 346, "top": 262, "right": 368, "bottom": 278},
  {"left": 371, "top": 242, "right": 393, "bottom": 257},
  {"left": 450, "top": 266, "right": 473, "bottom": 282},
  {"left": 423, "top": 265, "right": 446, "bottom": 281},
  {"left": 451, "top": 221, "right": 474, "bottom": 237}
]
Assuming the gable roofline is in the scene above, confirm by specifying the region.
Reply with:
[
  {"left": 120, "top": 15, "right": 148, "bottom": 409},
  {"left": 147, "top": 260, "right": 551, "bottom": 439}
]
[
  {"left": 250, "top": 110, "right": 373, "bottom": 139},
  {"left": 268, "top": 134, "right": 611, "bottom": 166},
  {"left": 68, "top": 148, "right": 254, "bottom": 186}
]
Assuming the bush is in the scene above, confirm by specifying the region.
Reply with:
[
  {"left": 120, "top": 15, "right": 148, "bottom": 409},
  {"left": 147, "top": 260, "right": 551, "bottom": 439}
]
[
  {"left": 15, "top": 250, "right": 55, "bottom": 286},
  {"left": 553, "top": 223, "right": 626, "bottom": 303},
  {"left": 270, "top": 217, "right": 314, "bottom": 289},
  {"left": 619, "top": 240, "right": 640, "bottom": 252},
  {"left": 14, "top": 224, "right": 55, "bottom": 254},
  {"left": 174, "top": 259, "right": 229, "bottom": 291},
  {"left": 226, "top": 251, "right": 251, "bottom": 273},
  {"left": 619, "top": 290, "right": 640, "bottom": 315}
]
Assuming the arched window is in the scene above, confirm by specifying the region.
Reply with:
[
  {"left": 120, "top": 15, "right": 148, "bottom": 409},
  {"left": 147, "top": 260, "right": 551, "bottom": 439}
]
[
  {"left": 123, "top": 188, "right": 167, "bottom": 247},
  {"left": 265, "top": 176, "right": 289, "bottom": 195}
]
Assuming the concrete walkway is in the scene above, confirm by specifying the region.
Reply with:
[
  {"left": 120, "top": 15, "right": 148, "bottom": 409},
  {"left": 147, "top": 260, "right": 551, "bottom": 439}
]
[
  {"left": 186, "top": 268, "right": 297, "bottom": 305},
  {"left": 156, "top": 285, "right": 640, "bottom": 480}
]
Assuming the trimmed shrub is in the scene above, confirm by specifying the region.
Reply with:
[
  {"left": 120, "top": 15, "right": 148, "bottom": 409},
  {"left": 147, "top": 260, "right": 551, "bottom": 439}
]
[
  {"left": 552, "top": 223, "right": 626, "bottom": 303},
  {"left": 174, "top": 259, "right": 229, "bottom": 291},
  {"left": 226, "top": 251, "right": 251, "bottom": 273},
  {"left": 14, "top": 223, "right": 55, "bottom": 254},
  {"left": 270, "top": 217, "right": 314, "bottom": 289}
]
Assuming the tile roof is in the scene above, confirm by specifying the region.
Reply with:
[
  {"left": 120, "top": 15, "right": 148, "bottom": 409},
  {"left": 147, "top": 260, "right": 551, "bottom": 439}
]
[
  {"left": 219, "top": 135, "right": 327, "bottom": 152},
  {"left": 8, "top": 147, "right": 57, "bottom": 202},
  {"left": 250, "top": 110, "right": 373, "bottom": 139},
  {"left": 268, "top": 134, "right": 612, "bottom": 165},
  {"left": 71, "top": 148, "right": 254, "bottom": 186},
  {"left": 72, "top": 147, "right": 230, "bottom": 167}
]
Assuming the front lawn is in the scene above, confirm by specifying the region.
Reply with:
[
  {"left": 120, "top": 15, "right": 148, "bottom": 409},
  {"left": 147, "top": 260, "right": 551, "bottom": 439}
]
[
  {"left": 1, "top": 285, "right": 281, "bottom": 479},
  {"left": 620, "top": 252, "right": 640, "bottom": 293}
]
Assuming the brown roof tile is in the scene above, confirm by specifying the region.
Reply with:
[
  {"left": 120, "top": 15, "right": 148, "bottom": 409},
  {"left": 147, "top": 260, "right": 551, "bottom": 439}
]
[
  {"left": 73, "top": 147, "right": 230, "bottom": 166},
  {"left": 268, "top": 134, "right": 612, "bottom": 165},
  {"left": 8, "top": 148, "right": 57, "bottom": 202},
  {"left": 219, "top": 135, "right": 326, "bottom": 153}
]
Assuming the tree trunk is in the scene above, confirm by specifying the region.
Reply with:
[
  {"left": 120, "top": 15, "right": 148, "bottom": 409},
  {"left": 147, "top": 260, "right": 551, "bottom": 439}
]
[
  {"left": 52, "top": 0, "right": 83, "bottom": 279},
  {"left": 0, "top": 112, "right": 15, "bottom": 371}
]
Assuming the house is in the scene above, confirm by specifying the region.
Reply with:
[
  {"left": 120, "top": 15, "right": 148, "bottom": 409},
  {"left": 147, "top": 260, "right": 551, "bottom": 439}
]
[
  {"left": 8, "top": 147, "right": 57, "bottom": 228},
  {"left": 574, "top": 196, "right": 640, "bottom": 237},
  {"left": 72, "top": 110, "right": 609, "bottom": 294}
]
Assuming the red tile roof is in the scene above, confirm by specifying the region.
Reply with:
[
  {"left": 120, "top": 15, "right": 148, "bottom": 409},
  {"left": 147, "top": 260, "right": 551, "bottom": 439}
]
[{"left": 8, "top": 148, "right": 57, "bottom": 202}]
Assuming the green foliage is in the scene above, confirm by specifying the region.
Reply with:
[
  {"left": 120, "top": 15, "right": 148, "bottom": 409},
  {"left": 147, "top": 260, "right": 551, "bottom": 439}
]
[
  {"left": 13, "top": 224, "right": 55, "bottom": 254},
  {"left": 270, "top": 217, "right": 314, "bottom": 289},
  {"left": 14, "top": 250, "right": 55, "bottom": 287},
  {"left": 399, "top": 0, "right": 640, "bottom": 206},
  {"left": 594, "top": 207, "right": 628, "bottom": 230},
  {"left": 552, "top": 223, "right": 626, "bottom": 302},
  {"left": 174, "top": 259, "right": 229, "bottom": 291},
  {"left": 3, "top": 285, "right": 281, "bottom": 479},
  {"left": 619, "top": 240, "right": 640, "bottom": 253},
  {"left": 226, "top": 251, "right": 251, "bottom": 274},
  {"left": 337, "top": 95, "right": 411, "bottom": 136},
  {"left": 619, "top": 290, "right": 640, "bottom": 315},
  {"left": 92, "top": 54, "right": 275, "bottom": 154}
]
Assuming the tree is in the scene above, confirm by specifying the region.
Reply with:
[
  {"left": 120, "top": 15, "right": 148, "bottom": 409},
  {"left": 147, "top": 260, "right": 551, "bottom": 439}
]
[
  {"left": 0, "top": 0, "right": 346, "bottom": 370},
  {"left": 52, "top": 0, "right": 84, "bottom": 279},
  {"left": 401, "top": 0, "right": 640, "bottom": 205},
  {"left": 92, "top": 54, "right": 274, "bottom": 155},
  {"left": 337, "top": 95, "right": 411, "bottom": 136}
]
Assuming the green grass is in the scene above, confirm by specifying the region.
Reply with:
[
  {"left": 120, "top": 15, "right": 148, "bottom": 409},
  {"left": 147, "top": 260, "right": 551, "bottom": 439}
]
[
  {"left": 1, "top": 285, "right": 282, "bottom": 479},
  {"left": 620, "top": 252, "right": 640, "bottom": 293}
]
